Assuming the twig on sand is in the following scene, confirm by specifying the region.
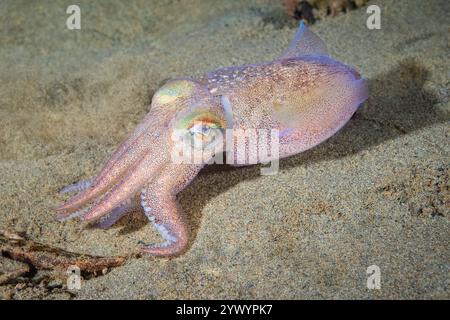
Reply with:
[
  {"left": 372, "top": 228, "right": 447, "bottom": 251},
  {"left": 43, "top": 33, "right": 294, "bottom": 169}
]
[
  {"left": 0, "top": 229, "right": 133, "bottom": 280},
  {"left": 0, "top": 266, "right": 30, "bottom": 285}
]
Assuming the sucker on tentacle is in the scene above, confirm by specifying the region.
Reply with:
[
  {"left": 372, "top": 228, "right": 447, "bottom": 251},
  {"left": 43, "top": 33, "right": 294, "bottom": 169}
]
[{"left": 56, "top": 22, "right": 368, "bottom": 257}]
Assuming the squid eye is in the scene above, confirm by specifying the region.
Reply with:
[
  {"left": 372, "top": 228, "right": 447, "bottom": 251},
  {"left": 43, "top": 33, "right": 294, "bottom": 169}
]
[
  {"left": 189, "top": 123, "right": 211, "bottom": 136},
  {"left": 188, "top": 122, "right": 222, "bottom": 149}
]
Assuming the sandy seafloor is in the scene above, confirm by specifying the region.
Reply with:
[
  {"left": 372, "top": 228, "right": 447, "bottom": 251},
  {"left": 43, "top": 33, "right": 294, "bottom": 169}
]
[{"left": 0, "top": 0, "right": 449, "bottom": 299}]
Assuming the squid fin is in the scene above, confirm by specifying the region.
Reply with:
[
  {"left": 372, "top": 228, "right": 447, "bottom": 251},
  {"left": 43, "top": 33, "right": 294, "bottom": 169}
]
[{"left": 279, "top": 21, "right": 328, "bottom": 59}]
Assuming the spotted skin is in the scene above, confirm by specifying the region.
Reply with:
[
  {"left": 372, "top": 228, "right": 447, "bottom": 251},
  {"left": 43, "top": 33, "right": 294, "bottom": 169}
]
[{"left": 56, "top": 23, "right": 368, "bottom": 257}]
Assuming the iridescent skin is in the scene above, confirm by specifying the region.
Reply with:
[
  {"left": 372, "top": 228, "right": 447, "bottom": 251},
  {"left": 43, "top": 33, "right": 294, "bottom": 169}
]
[{"left": 56, "top": 23, "right": 368, "bottom": 257}]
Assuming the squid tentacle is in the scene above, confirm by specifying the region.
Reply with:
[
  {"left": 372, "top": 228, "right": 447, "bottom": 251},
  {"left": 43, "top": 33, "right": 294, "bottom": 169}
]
[
  {"left": 139, "top": 184, "right": 188, "bottom": 256},
  {"left": 59, "top": 179, "right": 92, "bottom": 194}
]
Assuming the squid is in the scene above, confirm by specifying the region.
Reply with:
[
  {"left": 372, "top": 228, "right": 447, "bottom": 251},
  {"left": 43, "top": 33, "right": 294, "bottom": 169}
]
[{"left": 56, "top": 23, "right": 368, "bottom": 257}]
